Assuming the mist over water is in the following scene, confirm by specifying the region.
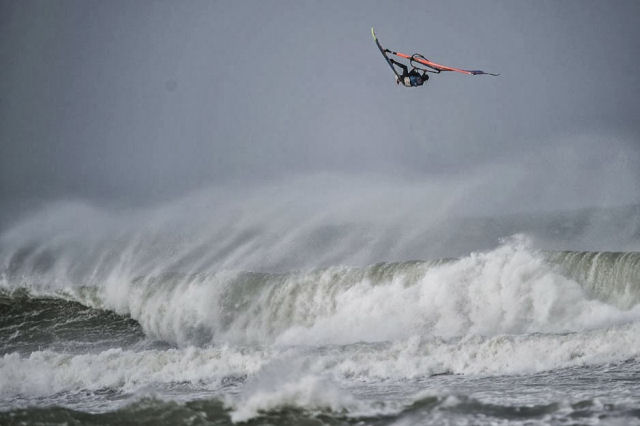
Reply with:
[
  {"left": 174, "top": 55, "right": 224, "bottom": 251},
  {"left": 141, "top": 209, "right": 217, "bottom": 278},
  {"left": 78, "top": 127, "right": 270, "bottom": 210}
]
[{"left": 3, "top": 169, "right": 640, "bottom": 277}]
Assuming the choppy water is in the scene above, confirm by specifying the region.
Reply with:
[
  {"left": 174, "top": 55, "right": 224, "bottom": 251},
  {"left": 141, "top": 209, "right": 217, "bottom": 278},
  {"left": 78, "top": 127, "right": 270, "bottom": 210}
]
[{"left": 2, "top": 200, "right": 640, "bottom": 425}]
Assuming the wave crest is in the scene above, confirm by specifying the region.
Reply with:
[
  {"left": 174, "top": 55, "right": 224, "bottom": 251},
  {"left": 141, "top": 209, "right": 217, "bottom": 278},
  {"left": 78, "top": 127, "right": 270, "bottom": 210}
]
[{"left": 4, "top": 232, "right": 640, "bottom": 347}]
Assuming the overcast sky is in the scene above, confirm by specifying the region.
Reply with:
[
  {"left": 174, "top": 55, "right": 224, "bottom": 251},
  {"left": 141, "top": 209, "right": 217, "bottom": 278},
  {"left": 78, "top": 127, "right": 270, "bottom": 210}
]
[{"left": 2, "top": 0, "right": 639, "bottom": 219}]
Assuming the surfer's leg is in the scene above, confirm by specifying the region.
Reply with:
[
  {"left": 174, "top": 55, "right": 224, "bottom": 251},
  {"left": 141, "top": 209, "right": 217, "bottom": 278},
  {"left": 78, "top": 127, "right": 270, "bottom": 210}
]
[
  {"left": 391, "top": 59, "right": 409, "bottom": 77},
  {"left": 390, "top": 59, "right": 408, "bottom": 75}
]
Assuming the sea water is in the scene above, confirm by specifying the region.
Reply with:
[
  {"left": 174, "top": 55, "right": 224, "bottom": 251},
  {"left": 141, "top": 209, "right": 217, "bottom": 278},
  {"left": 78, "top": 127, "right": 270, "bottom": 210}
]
[{"left": 1, "top": 195, "right": 640, "bottom": 425}]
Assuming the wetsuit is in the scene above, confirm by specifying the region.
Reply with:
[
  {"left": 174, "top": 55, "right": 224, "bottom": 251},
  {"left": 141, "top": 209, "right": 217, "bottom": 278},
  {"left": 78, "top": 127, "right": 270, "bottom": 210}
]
[{"left": 390, "top": 59, "right": 429, "bottom": 87}]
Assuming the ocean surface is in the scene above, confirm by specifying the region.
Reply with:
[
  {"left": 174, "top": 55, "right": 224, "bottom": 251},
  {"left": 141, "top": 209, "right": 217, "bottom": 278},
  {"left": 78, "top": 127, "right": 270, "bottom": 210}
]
[{"left": 2, "top": 199, "right": 640, "bottom": 425}]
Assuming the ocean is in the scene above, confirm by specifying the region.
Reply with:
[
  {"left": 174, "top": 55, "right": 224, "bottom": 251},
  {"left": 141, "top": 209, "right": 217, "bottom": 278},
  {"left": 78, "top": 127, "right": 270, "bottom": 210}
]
[{"left": 1, "top": 197, "right": 640, "bottom": 425}]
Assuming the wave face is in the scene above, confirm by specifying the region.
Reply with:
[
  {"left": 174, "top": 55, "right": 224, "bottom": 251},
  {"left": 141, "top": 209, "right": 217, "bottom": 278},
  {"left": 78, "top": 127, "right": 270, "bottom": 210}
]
[
  {"left": 547, "top": 250, "right": 640, "bottom": 308},
  {"left": 0, "top": 290, "right": 146, "bottom": 355},
  {"left": 2, "top": 197, "right": 640, "bottom": 424}
]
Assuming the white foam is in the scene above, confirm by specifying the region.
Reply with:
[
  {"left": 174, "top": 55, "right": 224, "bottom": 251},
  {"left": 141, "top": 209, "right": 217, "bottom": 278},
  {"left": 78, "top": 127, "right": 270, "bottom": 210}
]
[
  {"left": 322, "top": 321, "right": 640, "bottom": 380},
  {"left": 0, "top": 346, "right": 268, "bottom": 398},
  {"left": 275, "top": 237, "right": 640, "bottom": 346},
  {"left": 228, "top": 374, "right": 358, "bottom": 423},
  {"left": 2, "top": 321, "right": 640, "bottom": 415}
]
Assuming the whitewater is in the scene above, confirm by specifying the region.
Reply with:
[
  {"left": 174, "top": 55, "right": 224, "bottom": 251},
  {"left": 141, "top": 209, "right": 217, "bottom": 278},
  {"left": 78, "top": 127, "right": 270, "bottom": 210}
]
[{"left": 2, "top": 188, "right": 640, "bottom": 425}]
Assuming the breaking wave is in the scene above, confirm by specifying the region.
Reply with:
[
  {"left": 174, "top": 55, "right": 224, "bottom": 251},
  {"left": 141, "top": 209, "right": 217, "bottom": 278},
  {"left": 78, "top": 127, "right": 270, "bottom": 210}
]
[
  {"left": 547, "top": 250, "right": 640, "bottom": 308},
  {"left": 2, "top": 230, "right": 640, "bottom": 348}
]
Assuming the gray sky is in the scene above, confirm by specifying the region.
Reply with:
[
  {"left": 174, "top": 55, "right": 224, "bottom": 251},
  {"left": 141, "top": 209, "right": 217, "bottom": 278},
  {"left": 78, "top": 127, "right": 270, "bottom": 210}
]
[{"left": 2, "top": 0, "right": 640, "bottom": 216}]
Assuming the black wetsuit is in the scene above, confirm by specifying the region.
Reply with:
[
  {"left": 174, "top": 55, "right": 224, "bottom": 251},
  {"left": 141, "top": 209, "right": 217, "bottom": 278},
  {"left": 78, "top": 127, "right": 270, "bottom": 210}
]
[{"left": 390, "top": 59, "right": 429, "bottom": 87}]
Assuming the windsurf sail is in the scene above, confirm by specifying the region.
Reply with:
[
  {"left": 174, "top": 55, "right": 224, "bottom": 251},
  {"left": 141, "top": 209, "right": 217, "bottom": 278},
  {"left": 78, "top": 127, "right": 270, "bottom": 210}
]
[
  {"left": 372, "top": 27, "right": 499, "bottom": 77},
  {"left": 389, "top": 50, "right": 499, "bottom": 76}
]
